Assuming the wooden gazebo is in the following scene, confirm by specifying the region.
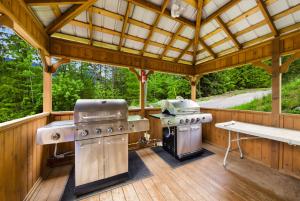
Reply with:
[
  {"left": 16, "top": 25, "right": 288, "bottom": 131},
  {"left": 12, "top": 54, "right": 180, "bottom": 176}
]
[{"left": 0, "top": 0, "right": 300, "bottom": 201}]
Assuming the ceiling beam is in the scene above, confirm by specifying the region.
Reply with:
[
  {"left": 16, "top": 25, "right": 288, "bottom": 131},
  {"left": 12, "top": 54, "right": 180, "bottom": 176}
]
[
  {"left": 50, "top": 37, "right": 195, "bottom": 75},
  {"left": 24, "top": 0, "right": 88, "bottom": 6},
  {"left": 215, "top": 16, "right": 241, "bottom": 49},
  {"left": 160, "top": 24, "right": 185, "bottom": 59},
  {"left": 193, "top": 0, "right": 204, "bottom": 64},
  {"left": 175, "top": 40, "right": 193, "bottom": 62},
  {"left": 46, "top": 0, "right": 96, "bottom": 35},
  {"left": 256, "top": 0, "right": 278, "bottom": 36},
  {"left": 119, "top": 2, "right": 132, "bottom": 51},
  {"left": 50, "top": 5, "right": 62, "bottom": 17},
  {"left": 130, "top": 0, "right": 195, "bottom": 28},
  {"left": 141, "top": 0, "right": 169, "bottom": 55}
]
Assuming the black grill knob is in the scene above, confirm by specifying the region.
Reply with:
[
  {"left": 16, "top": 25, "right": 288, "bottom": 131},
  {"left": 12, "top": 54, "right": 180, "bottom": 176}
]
[
  {"left": 191, "top": 118, "right": 195, "bottom": 123},
  {"left": 185, "top": 119, "right": 189, "bottom": 123},
  {"left": 119, "top": 126, "right": 124, "bottom": 131},
  {"left": 107, "top": 127, "right": 113, "bottom": 133},
  {"left": 179, "top": 119, "right": 184, "bottom": 124},
  {"left": 96, "top": 128, "right": 102, "bottom": 134},
  {"left": 196, "top": 118, "right": 201, "bottom": 122},
  {"left": 80, "top": 130, "right": 88, "bottom": 137}
]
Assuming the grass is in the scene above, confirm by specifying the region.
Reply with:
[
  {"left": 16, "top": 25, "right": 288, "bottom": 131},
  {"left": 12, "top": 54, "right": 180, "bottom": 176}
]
[{"left": 231, "top": 79, "right": 300, "bottom": 114}]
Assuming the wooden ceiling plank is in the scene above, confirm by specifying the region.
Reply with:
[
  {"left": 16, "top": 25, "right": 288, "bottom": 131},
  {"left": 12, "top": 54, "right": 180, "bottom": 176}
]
[
  {"left": 141, "top": 0, "right": 169, "bottom": 55},
  {"left": 25, "top": 0, "right": 88, "bottom": 6},
  {"left": 119, "top": 2, "right": 132, "bottom": 50},
  {"left": 226, "top": 6, "right": 260, "bottom": 27},
  {"left": 46, "top": 0, "right": 96, "bottom": 35},
  {"left": 193, "top": 0, "right": 204, "bottom": 64},
  {"left": 216, "top": 16, "right": 241, "bottom": 49},
  {"left": 160, "top": 24, "right": 185, "bottom": 58},
  {"left": 272, "top": 4, "right": 300, "bottom": 21},
  {"left": 235, "top": 20, "right": 266, "bottom": 37},
  {"left": 256, "top": 0, "right": 278, "bottom": 36},
  {"left": 175, "top": 40, "right": 193, "bottom": 62}
]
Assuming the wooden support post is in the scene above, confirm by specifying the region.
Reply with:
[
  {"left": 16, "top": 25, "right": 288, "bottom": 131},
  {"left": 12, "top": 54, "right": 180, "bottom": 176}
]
[
  {"left": 187, "top": 75, "right": 202, "bottom": 101},
  {"left": 271, "top": 37, "right": 281, "bottom": 169},
  {"left": 40, "top": 51, "right": 52, "bottom": 112},
  {"left": 140, "top": 75, "right": 145, "bottom": 117}
]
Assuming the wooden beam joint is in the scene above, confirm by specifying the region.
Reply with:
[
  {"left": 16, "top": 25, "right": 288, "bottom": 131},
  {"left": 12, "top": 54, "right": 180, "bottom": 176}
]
[{"left": 48, "top": 58, "right": 70, "bottom": 73}]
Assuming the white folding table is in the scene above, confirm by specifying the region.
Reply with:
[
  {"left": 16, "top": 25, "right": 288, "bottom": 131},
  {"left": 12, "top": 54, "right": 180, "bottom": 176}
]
[{"left": 215, "top": 121, "right": 300, "bottom": 167}]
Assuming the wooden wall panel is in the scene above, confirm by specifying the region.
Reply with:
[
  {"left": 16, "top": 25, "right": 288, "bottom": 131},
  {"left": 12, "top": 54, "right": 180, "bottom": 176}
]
[
  {"left": 0, "top": 113, "right": 49, "bottom": 201},
  {"left": 201, "top": 108, "right": 300, "bottom": 178}
]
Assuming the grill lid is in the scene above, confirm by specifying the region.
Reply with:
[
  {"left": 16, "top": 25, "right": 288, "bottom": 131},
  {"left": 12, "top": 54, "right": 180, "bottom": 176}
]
[
  {"left": 74, "top": 99, "right": 128, "bottom": 124},
  {"left": 161, "top": 98, "right": 200, "bottom": 115}
]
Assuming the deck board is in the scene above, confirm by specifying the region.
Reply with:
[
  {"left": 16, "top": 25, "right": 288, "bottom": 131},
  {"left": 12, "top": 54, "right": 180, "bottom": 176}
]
[{"left": 28, "top": 144, "right": 300, "bottom": 201}]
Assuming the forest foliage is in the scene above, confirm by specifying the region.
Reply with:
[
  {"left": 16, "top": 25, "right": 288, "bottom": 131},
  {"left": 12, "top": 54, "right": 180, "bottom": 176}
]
[{"left": 1, "top": 26, "right": 295, "bottom": 123}]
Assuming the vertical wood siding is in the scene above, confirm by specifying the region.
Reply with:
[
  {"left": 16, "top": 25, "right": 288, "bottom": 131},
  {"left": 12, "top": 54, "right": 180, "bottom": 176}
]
[{"left": 0, "top": 113, "right": 49, "bottom": 201}]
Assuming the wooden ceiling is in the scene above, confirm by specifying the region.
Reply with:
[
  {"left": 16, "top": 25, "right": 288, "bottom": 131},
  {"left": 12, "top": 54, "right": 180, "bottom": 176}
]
[{"left": 1, "top": 0, "right": 300, "bottom": 75}]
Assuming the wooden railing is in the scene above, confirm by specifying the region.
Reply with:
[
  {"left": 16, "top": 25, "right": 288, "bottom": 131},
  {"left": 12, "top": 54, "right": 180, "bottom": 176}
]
[
  {"left": 0, "top": 113, "right": 50, "bottom": 201},
  {"left": 201, "top": 108, "right": 300, "bottom": 178}
]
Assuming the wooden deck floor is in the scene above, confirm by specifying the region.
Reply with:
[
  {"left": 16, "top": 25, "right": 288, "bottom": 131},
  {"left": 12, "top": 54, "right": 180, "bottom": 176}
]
[{"left": 28, "top": 144, "right": 300, "bottom": 201}]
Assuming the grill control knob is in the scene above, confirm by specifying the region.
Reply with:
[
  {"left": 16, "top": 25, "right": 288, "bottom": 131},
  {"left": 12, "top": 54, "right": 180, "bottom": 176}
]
[
  {"left": 179, "top": 119, "right": 184, "bottom": 124},
  {"left": 107, "top": 127, "right": 113, "bottom": 133},
  {"left": 51, "top": 133, "right": 61, "bottom": 141},
  {"left": 79, "top": 130, "right": 88, "bottom": 137},
  {"left": 119, "top": 126, "right": 124, "bottom": 131},
  {"left": 191, "top": 118, "right": 195, "bottom": 123},
  {"left": 196, "top": 118, "right": 201, "bottom": 122},
  {"left": 185, "top": 119, "right": 189, "bottom": 123},
  {"left": 96, "top": 128, "right": 102, "bottom": 134}
]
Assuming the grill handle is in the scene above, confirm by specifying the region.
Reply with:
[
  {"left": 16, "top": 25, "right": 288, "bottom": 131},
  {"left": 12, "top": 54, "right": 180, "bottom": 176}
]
[{"left": 82, "top": 115, "right": 119, "bottom": 121}]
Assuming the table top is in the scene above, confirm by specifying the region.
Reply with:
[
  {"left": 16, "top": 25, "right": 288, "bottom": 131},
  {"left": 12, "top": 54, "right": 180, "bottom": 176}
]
[{"left": 215, "top": 121, "right": 300, "bottom": 146}]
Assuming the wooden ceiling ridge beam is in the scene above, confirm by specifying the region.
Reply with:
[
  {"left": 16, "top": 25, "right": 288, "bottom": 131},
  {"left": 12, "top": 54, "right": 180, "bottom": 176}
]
[
  {"left": 119, "top": 2, "right": 132, "bottom": 50},
  {"left": 25, "top": 0, "right": 89, "bottom": 6},
  {"left": 160, "top": 24, "right": 185, "bottom": 59},
  {"left": 46, "top": 0, "right": 96, "bottom": 35},
  {"left": 130, "top": 0, "right": 195, "bottom": 28},
  {"left": 216, "top": 16, "right": 241, "bottom": 49},
  {"left": 141, "top": 0, "right": 169, "bottom": 55},
  {"left": 175, "top": 40, "right": 193, "bottom": 62},
  {"left": 256, "top": 0, "right": 278, "bottom": 36},
  {"left": 193, "top": 0, "right": 204, "bottom": 64}
]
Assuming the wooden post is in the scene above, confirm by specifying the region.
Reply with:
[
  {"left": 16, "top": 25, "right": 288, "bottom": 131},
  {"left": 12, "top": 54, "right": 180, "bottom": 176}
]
[
  {"left": 191, "top": 81, "right": 196, "bottom": 101},
  {"left": 140, "top": 75, "right": 145, "bottom": 117},
  {"left": 271, "top": 37, "right": 281, "bottom": 169},
  {"left": 40, "top": 51, "right": 52, "bottom": 112}
]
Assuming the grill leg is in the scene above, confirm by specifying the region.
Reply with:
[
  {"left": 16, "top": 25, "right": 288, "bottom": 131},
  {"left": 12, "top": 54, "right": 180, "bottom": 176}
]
[
  {"left": 236, "top": 132, "right": 243, "bottom": 159},
  {"left": 223, "top": 131, "right": 231, "bottom": 167}
]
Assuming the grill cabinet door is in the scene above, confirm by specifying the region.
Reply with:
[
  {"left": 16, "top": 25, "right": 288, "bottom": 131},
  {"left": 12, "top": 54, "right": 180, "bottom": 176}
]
[
  {"left": 190, "top": 124, "right": 202, "bottom": 152},
  {"left": 176, "top": 126, "right": 191, "bottom": 157},
  {"left": 75, "top": 138, "right": 104, "bottom": 186},
  {"left": 104, "top": 134, "right": 128, "bottom": 178}
]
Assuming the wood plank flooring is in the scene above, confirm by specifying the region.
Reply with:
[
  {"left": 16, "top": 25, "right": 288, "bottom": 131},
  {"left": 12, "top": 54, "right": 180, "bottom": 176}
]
[{"left": 29, "top": 144, "right": 300, "bottom": 201}]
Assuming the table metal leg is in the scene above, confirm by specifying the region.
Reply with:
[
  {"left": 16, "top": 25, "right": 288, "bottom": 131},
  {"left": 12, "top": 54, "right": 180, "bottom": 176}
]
[
  {"left": 223, "top": 130, "right": 231, "bottom": 167},
  {"left": 236, "top": 132, "right": 243, "bottom": 159}
]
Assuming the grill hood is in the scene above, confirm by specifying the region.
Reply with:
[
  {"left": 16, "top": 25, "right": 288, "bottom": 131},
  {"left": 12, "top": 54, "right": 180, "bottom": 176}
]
[
  {"left": 74, "top": 99, "right": 128, "bottom": 124},
  {"left": 161, "top": 99, "right": 200, "bottom": 115}
]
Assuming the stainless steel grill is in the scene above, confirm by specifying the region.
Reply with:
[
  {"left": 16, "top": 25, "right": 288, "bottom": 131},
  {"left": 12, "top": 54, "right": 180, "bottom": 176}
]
[
  {"left": 159, "top": 98, "right": 212, "bottom": 159},
  {"left": 36, "top": 99, "right": 149, "bottom": 195}
]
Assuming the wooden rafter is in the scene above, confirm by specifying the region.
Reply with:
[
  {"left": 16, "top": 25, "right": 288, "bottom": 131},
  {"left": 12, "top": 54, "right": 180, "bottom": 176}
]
[
  {"left": 256, "top": 0, "right": 278, "bottom": 36},
  {"left": 88, "top": 6, "right": 93, "bottom": 45},
  {"left": 193, "top": 0, "right": 204, "bottom": 64},
  {"left": 227, "top": 6, "right": 260, "bottom": 27},
  {"left": 119, "top": 2, "right": 132, "bottom": 51},
  {"left": 199, "top": 39, "right": 216, "bottom": 58},
  {"left": 202, "top": 0, "right": 240, "bottom": 24},
  {"left": 234, "top": 20, "right": 266, "bottom": 37},
  {"left": 130, "top": 0, "right": 195, "bottom": 27},
  {"left": 160, "top": 24, "right": 184, "bottom": 59},
  {"left": 68, "top": 20, "right": 193, "bottom": 56},
  {"left": 215, "top": 16, "right": 241, "bottom": 49},
  {"left": 46, "top": 0, "right": 96, "bottom": 35},
  {"left": 51, "top": 5, "right": 62, "bottom": 17},
  {"left": 25, "top": 0, "right": 88, "bottom": 6},
  {"left": 175, "top": 40, "right": 193, "bottom": 62},
  {"left": 141, "top": 0, "right": 169, "bottom": 55}
]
